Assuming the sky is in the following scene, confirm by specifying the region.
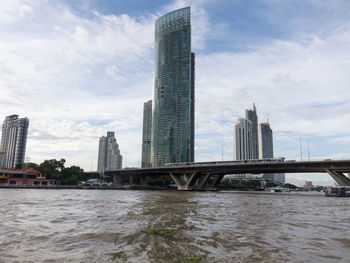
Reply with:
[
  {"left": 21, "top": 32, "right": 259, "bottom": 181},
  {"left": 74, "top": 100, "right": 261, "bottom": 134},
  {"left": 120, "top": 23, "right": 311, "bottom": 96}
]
[{"left": 1, "top": 0, "right": 350, "bottom": 186}]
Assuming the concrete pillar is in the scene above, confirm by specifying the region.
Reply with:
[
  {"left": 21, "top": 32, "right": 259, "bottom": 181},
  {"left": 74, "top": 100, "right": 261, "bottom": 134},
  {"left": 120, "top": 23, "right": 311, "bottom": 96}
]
[
  {"left": 169, "top": 172, "right": 185, "bottom": 188},
  {"left": 113, "top": 174, "right": 123, "bottom": 185},
  {"left": 184, "top": 172, "right": 198, "bottom": 187},
  {"left": 326, "top": 169, "right": 350, "bottom": 186},
  {"left": 210, "top": 174, "right": 225, "bottom": 187},
  {"left": 198, "top": 173, "right": 212, "bottom": 190},
  {"left": 140, "top": 176, "right": 147, "bottom": 185}
]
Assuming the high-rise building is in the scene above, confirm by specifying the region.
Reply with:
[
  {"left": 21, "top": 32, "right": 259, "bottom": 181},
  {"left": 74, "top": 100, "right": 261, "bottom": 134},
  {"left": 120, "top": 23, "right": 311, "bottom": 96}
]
[
  {"left": 234, "top": 118, "right": 252, "bottom": 160},
  {"left": 141, "top": 100, "right": 152, "bottom": 168},
  {"left": 246, "top": 103, "right": 258, "bottom": 159},
  {"left": 151, "top": 7, "right": 195, "bottom": 167},
  {"left": 97, "top": 131, "right": 122, "bottom": 172},
  {"left": 259, "top": 120, "right": 285, "bottom": 184},
  {"left": 0, "top": 115, "right": 29, "bottom": 168},
  {"left": 259, "top": 121, "right": 273, "bottom": 159}
]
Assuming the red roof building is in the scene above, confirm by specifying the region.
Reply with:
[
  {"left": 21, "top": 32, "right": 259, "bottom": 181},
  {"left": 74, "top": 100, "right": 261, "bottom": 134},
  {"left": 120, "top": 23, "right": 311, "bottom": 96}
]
[{"left": 0, "top": 168, "right": 56, "bottom": 186}]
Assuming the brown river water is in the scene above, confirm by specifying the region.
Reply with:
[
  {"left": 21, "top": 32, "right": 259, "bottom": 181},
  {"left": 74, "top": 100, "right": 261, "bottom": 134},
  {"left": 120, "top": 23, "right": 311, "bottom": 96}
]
[{"left": 0, "top": 189, "right": 349, "bottom": 262}]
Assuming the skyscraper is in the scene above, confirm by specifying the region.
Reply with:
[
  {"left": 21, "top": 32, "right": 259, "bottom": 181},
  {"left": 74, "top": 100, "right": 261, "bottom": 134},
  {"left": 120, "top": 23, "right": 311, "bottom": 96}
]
[
  {"left": 141, "top": 100, "right": 152, "bottom": 168},
  {"left": 0, "top": 115, "right": 29, "bottom": 168},
  {"left": 245, "top": 103, "right": 258, "bottom": 159},
  {"left": 234, "top": 118, "right": 252, "bottom": 160},
  {"left": 259, "top": 120, "right": 285, "bottom": 184},
  {"left": 97, "top": 131, "right": 122, "bottom": 172},
  {"left": 151, "top": 7, "right": 195, "bottom": 167},
  {"left": 259, "top": 120, "right": 273, "bottom": 159}
]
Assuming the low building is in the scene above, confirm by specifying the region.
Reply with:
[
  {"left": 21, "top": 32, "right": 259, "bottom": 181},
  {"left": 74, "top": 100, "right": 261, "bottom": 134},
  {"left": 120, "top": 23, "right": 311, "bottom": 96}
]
[
  {"left": 0, "top": 168, "right": 55, "bottom": 186},
  {"left": 304, "top": 181, "right": 313, "bottom": 189}
]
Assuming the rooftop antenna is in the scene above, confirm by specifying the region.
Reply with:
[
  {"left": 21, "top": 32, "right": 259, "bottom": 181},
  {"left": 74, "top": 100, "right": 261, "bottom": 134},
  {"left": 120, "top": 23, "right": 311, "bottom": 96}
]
[{"left": 307, "top": 140, "right": 310, "bottom": 161}]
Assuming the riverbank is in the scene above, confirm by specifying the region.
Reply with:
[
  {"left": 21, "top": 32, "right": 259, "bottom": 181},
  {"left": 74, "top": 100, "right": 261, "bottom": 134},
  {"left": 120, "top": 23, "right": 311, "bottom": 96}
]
[{"left": 0, "top": 184, "right": 171, "bottom": 190}]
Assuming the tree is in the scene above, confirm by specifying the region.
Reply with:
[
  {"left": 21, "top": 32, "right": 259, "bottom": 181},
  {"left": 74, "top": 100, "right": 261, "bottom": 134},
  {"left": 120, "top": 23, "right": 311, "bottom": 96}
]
[
  {"left": 61, "top": 165, "right": 85, "bottom": 185},
  {"left": 37, "top": 159, "right": 66, "bottom": 180},
  {"left": 15, "top": 162, "right": 39, "bottom": 170},
  {"left": 265, "top": 181, "right": 278, "bottom": 187},
  {"left": 148, "top": 175, "right": 173, "bottom": 186},
  {"left": 282, "top": 183, "right": 298, "bottom": 189}
]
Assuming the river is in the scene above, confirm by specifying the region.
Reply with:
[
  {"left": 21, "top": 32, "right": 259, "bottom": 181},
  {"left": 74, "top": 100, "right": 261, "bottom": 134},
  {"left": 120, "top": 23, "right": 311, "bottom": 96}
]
[{"left": 0, "top": 189, "right": 349, "bottom": 262}]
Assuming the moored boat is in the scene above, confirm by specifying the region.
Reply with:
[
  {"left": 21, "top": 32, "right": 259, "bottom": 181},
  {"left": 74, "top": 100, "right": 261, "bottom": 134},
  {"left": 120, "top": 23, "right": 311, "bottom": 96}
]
[{"left": 325, "top": 186, "right": 350, "bottom": 197}]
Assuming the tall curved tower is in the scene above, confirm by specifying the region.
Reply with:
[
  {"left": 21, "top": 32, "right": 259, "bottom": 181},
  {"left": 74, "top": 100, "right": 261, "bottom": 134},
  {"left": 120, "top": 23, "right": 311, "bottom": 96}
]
[{"left": 151, "top": 7, "right": 195, "bottom": 167}]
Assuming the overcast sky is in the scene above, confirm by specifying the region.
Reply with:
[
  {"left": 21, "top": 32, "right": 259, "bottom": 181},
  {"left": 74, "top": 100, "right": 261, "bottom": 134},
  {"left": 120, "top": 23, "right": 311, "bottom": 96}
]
[{"left": 1, "top": 0, "right": 350, "bottom": 185}]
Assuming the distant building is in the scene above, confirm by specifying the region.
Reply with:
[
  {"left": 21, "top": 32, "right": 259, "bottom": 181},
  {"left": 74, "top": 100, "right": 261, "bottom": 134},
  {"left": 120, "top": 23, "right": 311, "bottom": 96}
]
[
  {"left": 246, "top": 104, "right": 259, "bottom": 159},
  {"left": 141, "top": 100, "right": 152, "bottom": 168},
  {"left": 151, "top": 7, "right": 195, "bottom": 167},
  {"left": 0, "top": 115, "right": 29, "bottom": 168},
  {"left": 234, "top": 118, "right": 252, "bottom": 160},
  {"left": 0, "top": 168, "right": 55, "bottom": 186},
  {"left": 259, "top": 121, "right": 273, "bottom": 159},
  {"left": 97, "top": 132, "right": 122, "bottom": 172},
  {"left": 259, "top": 120, "right": 285, "bottom": 184},
  {"left": 304, "top": 181, "right": 313, "bottom": 189}
]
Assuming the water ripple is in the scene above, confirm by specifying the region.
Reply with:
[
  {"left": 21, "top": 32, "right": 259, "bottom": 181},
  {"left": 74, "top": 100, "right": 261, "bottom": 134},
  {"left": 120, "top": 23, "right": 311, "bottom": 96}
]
[{"left": 0, "top": 189, "right": 349, "bottom": 262}]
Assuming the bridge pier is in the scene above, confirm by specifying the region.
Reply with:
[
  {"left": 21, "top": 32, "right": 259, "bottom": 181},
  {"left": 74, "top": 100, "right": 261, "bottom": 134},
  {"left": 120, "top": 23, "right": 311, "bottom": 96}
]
[
  {"left": 210, "top": 174, "right": 225, "bottom": 188},
  {"left": 169, "top": 172, "right": 222, "bottom": 191},
  {"left": 113, "top": 174, "right": 123, "bottom": 185},
  {"left": 325, "top": 169, "right": 350, "bottom": 186},
  {"left": 169, "top": 172, "right": 186, "bottom": 189},
  {"left": 197, "top": 173, "right": 212, "bottom": 190},
  {"left": 140, "top": 176, "right": 147, "bottom": 186},
  {"left": 184, "top": 172, "right": 198, "bottom": 188}
]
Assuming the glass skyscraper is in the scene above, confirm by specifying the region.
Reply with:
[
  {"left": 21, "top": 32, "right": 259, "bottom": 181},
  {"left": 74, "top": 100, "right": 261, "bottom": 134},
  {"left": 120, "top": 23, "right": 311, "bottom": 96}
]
[
  {"left": 245, "top": 104, "right": 258, "bottom": 159},
  {"left": 259, "top": 120, "right": 285, "bottom": 184},
  {"left": 141, "top": 100, "right": 152, "bottom": 168},
  {"left": 151, "top": 7, "right": 195, "bottom": 167},
  {"left": 259, "top": 121, "right": 273, "bottom": 159}
]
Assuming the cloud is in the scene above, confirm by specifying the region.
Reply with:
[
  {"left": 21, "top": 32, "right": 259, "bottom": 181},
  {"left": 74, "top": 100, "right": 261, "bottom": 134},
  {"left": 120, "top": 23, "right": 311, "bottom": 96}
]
[
  {"left": 194, "top": 21, "right": 350, "bottom": 164},
  {"left": 0, "top": 0, "right": 156, "bottom": 168},
  {"left": 1, "top": 0, "right": 350, "bottom": 186}
]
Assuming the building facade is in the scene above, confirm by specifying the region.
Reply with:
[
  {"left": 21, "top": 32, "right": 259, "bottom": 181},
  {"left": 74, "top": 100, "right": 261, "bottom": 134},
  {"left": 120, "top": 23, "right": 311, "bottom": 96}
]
[
  {"left": 141, "top": 100, "right": 152, "bottom": 168},
  {"left": 259, "top": 121, "right": 273, "bottom": 159},
  {"left": 97, "top": 132, "right": 122, "bottom": 172},
  {"left": 259, "top": 120, "right": 285, "bottom": 184},
  {"left": 151, "top": 7, "right": 195, "bottom": 167},
  {"left": 245, "top": 104, "right": 259, "bottom": 159},
  {"left": 234, "top": 118, "right": 252, "bottom": 160},
  {"left": 0, "top": 115, "right": 29, "bottom": 168}
]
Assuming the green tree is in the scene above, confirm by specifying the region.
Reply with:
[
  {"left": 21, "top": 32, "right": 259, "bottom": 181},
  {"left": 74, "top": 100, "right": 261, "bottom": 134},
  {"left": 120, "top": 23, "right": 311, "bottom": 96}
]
[
  {"left": 282, "top": 183, "right": 298, "bottom": 189},
  {"left": 265, "top": 181, "right": 278, "bottom": 187},
  {"left": 37, "top": 158, "right": 66, "bottom": 181},
  {"left": 60, "top": 165, "right": 85, "bottom": 185},
  {"left": 245, "top": 180, "right": 261, "bottom": 189},
  {"left": 148, "top": 175, "right": 173, "bottom": 186},
  {"left": 15, "top": 162, "right": 39, "bottom": 170}
]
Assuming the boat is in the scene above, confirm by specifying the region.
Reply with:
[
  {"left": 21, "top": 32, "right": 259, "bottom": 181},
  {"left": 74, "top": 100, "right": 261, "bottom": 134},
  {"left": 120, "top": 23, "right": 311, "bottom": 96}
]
[
  {"left": 325, "top": 186, "right": 350, "bottom": 197},
  {"left": 266, "top": 187, "right": 290, "bottom": 193}
]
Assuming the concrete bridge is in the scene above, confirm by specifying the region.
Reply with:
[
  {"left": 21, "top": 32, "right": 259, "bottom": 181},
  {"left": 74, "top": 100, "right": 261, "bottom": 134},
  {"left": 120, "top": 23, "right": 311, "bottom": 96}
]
[{"left": 86, "top": 159, "right": 350, "bottom": 190}]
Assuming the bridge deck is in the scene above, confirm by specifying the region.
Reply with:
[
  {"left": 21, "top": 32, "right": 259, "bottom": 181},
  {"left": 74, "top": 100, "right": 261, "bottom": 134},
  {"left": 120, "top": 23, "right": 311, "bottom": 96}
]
[
  {"left": 85, "top": 160, "right": 350, "bottom": 189},
  {"left": 96, "top": 160, "right": 350, "bottom": 176}
]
